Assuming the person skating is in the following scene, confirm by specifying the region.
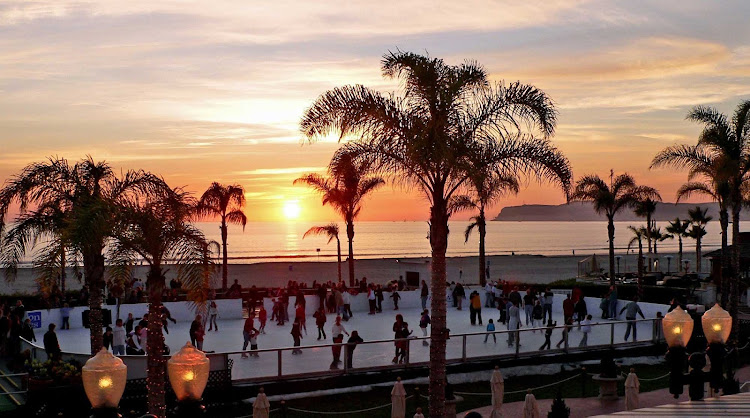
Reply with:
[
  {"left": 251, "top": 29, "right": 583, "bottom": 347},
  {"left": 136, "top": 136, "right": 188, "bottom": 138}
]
[
  {"left": 543, "top": 288, "right": 554, "bottom": 323},
  {"left": 395, "top": 321, "right": 413, "bottom": 364},
  {"left": 189, "top": 315, "right": 201, "bottom": 347},
  {"left": 470, "top": 290, "right": 483, "bottom": 325},
  {"left": 207, "top": 301, "right": 219, "bottom": 331},
  {"left": 314, "top": 307, "right": 327, "bottom": 340},
  {"left": 507, "top": 301, "right": 521, "bottom": 347},
  {"left": 420, "top": 280, "right": 429, "bottom": 310},
  {"left": 249, "top": 329, "right": 260, "bottom": 357},
  {"left": 532, "top": 300, "right": 544, "bottom": 331},
  {"left": 419, "top": 309, "right": 430, "bottom": 346},
  {"left": 291, "top": 319, "right": 303, "bottom": 354},
  {"left": 484, "top": 319, "right": 496, "bottom": 343},
  {"left": 345, "top": 330, "right": 364, "bottom": 369},
  {"left": 523, "top": 291, "right": 534, "bottom": 326},
  {"left": 330, "top": 316, "right": 349, "bottom": 368},
  {"left": 295, "top": 303, "right": 307, "bottom": 334},
  {"left": 563, "top": 294, "right": 574, "bottom": 325},
  {"left": 376, "top": 285, "right": 384, "bottom": 313},
  {"left": 390, "top": 288, "right": 401, "bottom": 310},
  {"left": 556, "top": 318, "right": 573, "bottom": 349},
  {"left": 579, "top": 315, "right": 592, "bottom": 347},
  {"left": 367, "top": 284, "right": 377, "bottom": 314},
  {"left": 575, "top": 296, "right": 588, "bottom": 328},
  {"left": 539, "top": 320, "right": 556, "bottom": 350},
  {"left": 619, "top": 296, "right": 645, "bottom": 341},
  {"left": 112, "top": 319, "right": 126, "bottom": 355},
  {"left": 454, "top": 282, "right": 465, "bottom": 310},
  {"left": 241, "top": 314, "right": 257, "bottom": 358},
  {"left": 258, "top": 305, "right": 267, "bottom": 333}
]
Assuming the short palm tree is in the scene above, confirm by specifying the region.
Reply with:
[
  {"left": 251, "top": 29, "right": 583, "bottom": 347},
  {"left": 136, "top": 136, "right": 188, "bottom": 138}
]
[
  {"left": 110, "top": 188, "right": 210, "bottom": 417},
  {"left": 301, "top": 51, "right": 571, "bottom": 415},
  {"left": 627, "top": 225, "right": 647, "bottom": 297},
  {"left": 196, "top": 183, "right": 247, "bottom": 291},
  {"left": 651, "top": 227, "right": 671, "bottom": 255},
  {"left": 459, "top": 162, "right": 520, "bottom": 287},
  {"left": 634, "top": 197, "right": 661, "bottom": 270},
  {"left": 303, "top": 223, "right": 342, "bottom": 283},
  {"left": 0, "top": 157, "right": 166, "bottom": 353},
  {"left": 571, "top": 173, "right": 661, "bottom": 285},
  {"left": 295, "top": 153, "right": 384, "bottom": 286},
  {"left": 688, "top": 206, "right": 712, "bottom": 273},
  {"left": 665, "top": 218, "right": 691, "bottom": 272}
]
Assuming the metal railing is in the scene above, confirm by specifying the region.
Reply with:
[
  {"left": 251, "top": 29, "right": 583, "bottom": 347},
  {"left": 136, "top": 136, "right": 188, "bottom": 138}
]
[{"left": 20, "top": 318, "right": 664, "bottom": 384}]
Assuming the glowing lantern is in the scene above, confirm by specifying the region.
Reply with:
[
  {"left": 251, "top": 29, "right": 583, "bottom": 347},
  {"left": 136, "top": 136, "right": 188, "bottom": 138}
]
[
  {"left": 82, "top": 347, "right": 127, "bottom": 409},
  {"left": 702, "top": 304, "right": 732, "bottom": 345},
  {"left": 662, "top": 307, "right": 693, "bottom": 348},
  {"left": 167, "top": 342, "right": 210, "bottom": 402}
]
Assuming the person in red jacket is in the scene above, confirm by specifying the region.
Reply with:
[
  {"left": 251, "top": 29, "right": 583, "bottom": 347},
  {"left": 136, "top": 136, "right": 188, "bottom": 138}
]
[
  {"left": 295, "top": 303, "right": 307, "bottom": 335},
  {"left": 241, "top": 314, "right": 257, "bottom": 358},
  {"left": 563, "top": 294, "right": 575, "bottom": 324},
  {"left": 258, "top": 306, "right": 267, "bottom": 334}
]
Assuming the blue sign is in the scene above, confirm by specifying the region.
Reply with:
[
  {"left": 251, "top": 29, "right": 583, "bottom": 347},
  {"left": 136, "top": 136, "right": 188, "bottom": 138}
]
[{"left": 28, "top": 311, "right": 42, "bottom": 329}]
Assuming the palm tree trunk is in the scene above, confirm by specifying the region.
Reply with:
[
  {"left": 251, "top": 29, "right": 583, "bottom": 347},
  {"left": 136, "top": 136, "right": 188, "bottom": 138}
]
[
  {"left": 678, "top": 237, "right": 683, "bottom": 274},
  {"left": 646, "top": 214, "right": 652, "bottom": 271},
  {"left": 696, "top": 237, "right": 702, "bottom": 273},
  {"left": 720, "top": 207, "right": 729, "bottom": 306},
  {"left": 607, "top": 215, "right": 616, "bottom": 286},
  {"left": 60, "top": 247, "right": 66, "bottom": 295},
  {"left": 146, "top": 268, "right": 167, "bottom": 417},
  {"left": 346, "top": 218, "right": 355, "bottom": 287},
  {"left": 478, "top": 209, "right": 487, "bottom": 287},
  {"left": 637, "top": 239, "right": 644, "bottom": 298},
  {"left": 221, "top": 220, "right": 228, "bottom": 291},
  {"left": 729, "top": 205, "right": 741, "bottom": 341},
  {"left": 85, "top": 251, "right": 105, "bottom": 354},
  {"left": 428, "top": 195, "right": 449, "bottom": 417},
  {"left": 336, "top": 238, "right": 342, "bottom": 283}
]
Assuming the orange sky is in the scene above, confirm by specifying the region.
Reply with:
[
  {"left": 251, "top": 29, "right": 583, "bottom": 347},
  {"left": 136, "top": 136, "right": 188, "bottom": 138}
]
[{"left": 1, "top": 1, "right": 749, "bottom": 222}]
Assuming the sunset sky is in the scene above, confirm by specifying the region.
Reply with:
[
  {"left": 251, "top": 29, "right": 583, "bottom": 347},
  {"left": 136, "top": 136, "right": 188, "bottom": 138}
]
[{"left": 1, "top": 1, "right": 749, "bottom": 222}]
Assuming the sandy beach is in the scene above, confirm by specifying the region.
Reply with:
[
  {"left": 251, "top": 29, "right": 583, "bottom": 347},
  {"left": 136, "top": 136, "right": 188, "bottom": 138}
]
[{"left": 0, "top": 251, "right": 706, "bottom": 295}]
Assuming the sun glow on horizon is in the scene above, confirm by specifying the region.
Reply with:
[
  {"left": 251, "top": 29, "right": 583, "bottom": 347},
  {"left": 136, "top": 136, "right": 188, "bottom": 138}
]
[{"left": 282, "top": 200, "right": 302, "bottom": 220}]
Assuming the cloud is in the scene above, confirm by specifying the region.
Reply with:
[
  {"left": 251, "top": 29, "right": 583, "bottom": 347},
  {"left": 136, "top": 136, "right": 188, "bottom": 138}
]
[{"left": 236, "top": 167, "right": 326, "bottom": 176}]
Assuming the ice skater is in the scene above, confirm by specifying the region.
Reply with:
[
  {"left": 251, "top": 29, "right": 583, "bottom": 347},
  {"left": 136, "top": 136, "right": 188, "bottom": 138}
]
[
  {"left": 579, "top": 315, "right": 592, "bottom": 347},
  {"left": 346, "top": 330, "right": 363, "bottom": 369},
  {"left": 258, "top": 305, "right": 267, "bottom": 333},
  {"left": 390, "top": 288, "right": 401, "bottom": 310},
  {"left": 556, "top": 318, "right": 573, "bottom": 349},
  {"left": 207, "top": 301, "right": 219, "bottom": 331},
  {"left": 539, "top": 319, "right": 556, "bottom": 350},
  {"left": 484, "top": 319, "right": 496, "bottom": 343},
  {"left": 419, "top": 309, "right": 430, "bottom": 346},
  {"left": 291, "top": 319, "right": 303, "bottom": 354}
]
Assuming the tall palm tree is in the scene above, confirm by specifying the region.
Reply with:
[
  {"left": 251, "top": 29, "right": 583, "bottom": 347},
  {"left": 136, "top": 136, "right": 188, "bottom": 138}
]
[
  {"left": 653, "top": 145, "right": 732, "bottom": 302},
  {"left": 301, "top": 51, "right": 571, "bottom": 415},
  {"left": 196, "top": 183, "right": 247, "bottom": 291},
  {"left": 634, "top": 197, "right": 661, "bottom": 270},
  {"left": 688, "top": 206, "right": 712, "bottom": 273},
  {"left": 654, "top": 101, "right": 750, "bottom": 334},
  {"left": 295, "top": 153, "right": 384, "bottom": 286},
  {"left": 0, "top": 157, "right": 165, "bottom": 353},
  {"left": 303, "top": 223, "right": 342, "bottom": 283},
  {"left": 109, "top": 188, "right": 210, "bottom": 418},
  {"left": 571, "top": 173, "right": 661, "bottom": 285},
  {"left": 627, "top": 225, "right": 647, "bottom": 297},
  {"left": 665, "top": 218, "right": 691, "bottom": 272}
]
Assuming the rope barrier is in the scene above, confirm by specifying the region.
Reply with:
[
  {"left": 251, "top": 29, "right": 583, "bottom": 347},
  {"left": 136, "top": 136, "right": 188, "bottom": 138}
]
[
  {"left": 284, "top": 396, "right": 413, "bottom": 415},
  {"left": 235, "top": 408, "right": 281, "bottom": 418},
  {"left": 619, "top": 372, "right": 670, "bottom": 381},
  {"left": 453, "top": 372, "right": 583, "bottom": 396}
]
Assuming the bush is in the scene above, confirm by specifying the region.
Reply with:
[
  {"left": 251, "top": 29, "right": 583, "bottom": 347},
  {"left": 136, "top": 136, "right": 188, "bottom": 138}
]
[{"left": 547, "top": 390, "right": 570, "bottom": 418}]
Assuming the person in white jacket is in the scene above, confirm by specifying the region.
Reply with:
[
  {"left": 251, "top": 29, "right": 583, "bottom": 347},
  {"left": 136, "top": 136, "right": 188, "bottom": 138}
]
[{"left": 112, "top": 318, "right": 126, "bottom": 355}]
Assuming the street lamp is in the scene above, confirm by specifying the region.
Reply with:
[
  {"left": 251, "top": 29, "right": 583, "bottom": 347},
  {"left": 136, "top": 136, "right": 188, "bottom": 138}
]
[
  {"left": 82, "top": 348, "right": 127, "bottom": 418},
  {"left": 168, "top": 342, "right": 210, "bottom": 417},
  {"left": 702, "top": 304, "right": 732, "bottom": 395},
  {"left": 662, "top": 307, "right": 693, "bottom": 398}
]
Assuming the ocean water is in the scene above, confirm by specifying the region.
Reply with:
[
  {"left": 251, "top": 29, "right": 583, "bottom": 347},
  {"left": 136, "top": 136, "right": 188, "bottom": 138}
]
[{"left": 197, "top": 220, "right": 729, "bottom": 263}]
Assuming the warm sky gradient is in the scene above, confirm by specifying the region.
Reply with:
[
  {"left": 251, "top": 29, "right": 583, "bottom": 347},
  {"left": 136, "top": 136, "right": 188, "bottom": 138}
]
[{"left": 1, "top": 1, "right": 749, "bottom": 222}]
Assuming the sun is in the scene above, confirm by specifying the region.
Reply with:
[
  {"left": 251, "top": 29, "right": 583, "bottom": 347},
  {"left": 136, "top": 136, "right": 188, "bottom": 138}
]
[{"left": 282, "top": 200, "right": 301, "bottom": 220}]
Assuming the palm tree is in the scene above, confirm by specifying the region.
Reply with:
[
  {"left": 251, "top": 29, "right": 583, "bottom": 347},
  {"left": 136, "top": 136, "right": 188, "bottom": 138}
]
[
  {"left": 688, "top": 206, "right": 712, "bottom": 273},
  {"left": 196, "top": 183, "right": 247, "bottom": 291},
  {"left": 300, "top": 51, "right": 571, "bottom": 415},
  {"left": 295, "top": 153, "right": 384, "bottom": 286},
  {"left": 665, "top": 218, "right": 691, "bottom": 272},
  {"left": 571, "top": 173, "right": 661, "bottom": 285},
  {"left": 109, "top": 188, "right": 210, "bottom": 417},
  {"left": 627, "top": 226, "right": 647, "bottom": 297},
  {"left": 303, "top": 223, "right": 342, "bottom": 283},
  {"left": 0, "top": 157, "right": 166, "bottom": 353},
  {"left": 634, "top": 197, "right": 661, "bottom": 270},
  {"left": 654, "top": 101, "right": 750, "bottom": 334}
]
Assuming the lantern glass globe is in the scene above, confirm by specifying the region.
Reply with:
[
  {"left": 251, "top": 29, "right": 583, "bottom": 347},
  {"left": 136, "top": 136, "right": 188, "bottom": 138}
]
[
  {"left": 702, "top": 304, "right": 732, "bottom": 345},
  {"left": 82, "top": 348, "right": 127, "bottom": 409},
  {"left": 168, "top": 342, "right": 210, "bottom": 402},
  {"left": 662, "top": 307, "right": 693, "bottom": 348}
]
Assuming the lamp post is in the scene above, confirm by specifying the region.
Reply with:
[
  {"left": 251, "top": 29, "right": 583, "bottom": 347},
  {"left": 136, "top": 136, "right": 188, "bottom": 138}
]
[
  {"left": 615, "top": 256, "right": 621, "bottom": 276},
  {"left": 168, "top": 342, "right": 210, "bottom": 417},
  {"left": 82, "top": 348, "right": 127, "bottom": 418},
  {"left": 702, "top": 304, "right": 732, "bottom": 396},
  {"left": 662, "top": 306, "right": 693, "bottom": 398}
]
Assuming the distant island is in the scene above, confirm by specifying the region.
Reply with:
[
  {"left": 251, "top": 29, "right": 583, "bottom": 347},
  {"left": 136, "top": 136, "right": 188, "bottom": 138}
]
[{"left": 493, "top": 201, "right": 747, "bottom": 222}]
